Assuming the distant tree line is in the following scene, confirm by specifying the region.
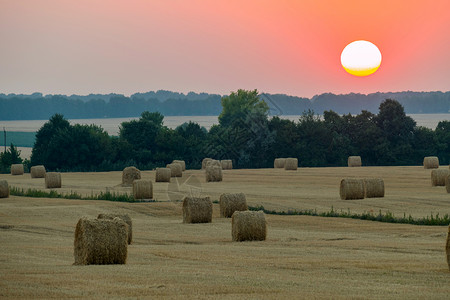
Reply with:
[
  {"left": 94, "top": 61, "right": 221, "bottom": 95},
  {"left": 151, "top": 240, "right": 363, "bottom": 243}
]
[
  {"left": 2, "top": 89, "right": 444, "bottom": 173},
  {"left": 0, "top": 90, "right": 449, "bottom": 120}
]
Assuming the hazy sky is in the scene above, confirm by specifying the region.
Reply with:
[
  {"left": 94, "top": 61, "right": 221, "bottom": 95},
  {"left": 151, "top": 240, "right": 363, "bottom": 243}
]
[{"left": 1, "top": 0, "right": 449, "bottom": 98}]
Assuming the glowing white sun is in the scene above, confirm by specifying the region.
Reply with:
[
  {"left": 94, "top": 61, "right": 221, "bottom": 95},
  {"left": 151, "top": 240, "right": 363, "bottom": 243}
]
[{"left": 341, "top": 40, "right": 382, "bottom": 76}]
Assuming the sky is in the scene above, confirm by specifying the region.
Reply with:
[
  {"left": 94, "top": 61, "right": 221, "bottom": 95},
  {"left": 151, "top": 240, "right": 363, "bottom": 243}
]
[{"left": 1, "top": 0, "right": 449, "bottom": 98}]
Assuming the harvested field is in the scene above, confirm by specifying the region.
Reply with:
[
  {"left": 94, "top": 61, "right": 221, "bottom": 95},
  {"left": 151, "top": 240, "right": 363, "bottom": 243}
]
[{"left": 0, "top": 166, "right": 449, "bottom": 298}]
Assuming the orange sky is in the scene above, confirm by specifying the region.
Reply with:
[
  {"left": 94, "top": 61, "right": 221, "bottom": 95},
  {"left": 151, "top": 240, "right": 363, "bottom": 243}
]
[{"left": 1, "top": 0, "right": 449, "bottom": 97}]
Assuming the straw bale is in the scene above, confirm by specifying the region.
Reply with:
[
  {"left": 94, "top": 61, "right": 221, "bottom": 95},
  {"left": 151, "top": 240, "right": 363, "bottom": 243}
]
[
  {"left": 182, "top": 196, "right": 212, "bottom": 223},
  {"left": 74, "top": 217, "right": 128, "bottom": 265},
  {"left": 97, "top": 213, "right": 132, "bottom": 245},
  {"left": 206, "top": 165, "right": 223, "bottom": 182},
  {"left": 446, "top": 174, "right": 450, "bottom": 193},
  {"left": 284, "top": 158, "right": 298, "bottom": 170},
  {"left": 232, "top": 211, "right": 267, "bottom": 242},
  {"left": 10, "top": 164, "right": 24, "bottom": 175},
  {"left": 155, "top": 168, "right": 171, "bottom": 182},
  {"left": 431, "top": 169, "right": 450, "bottom": 186},
  {"left": 0, "top": 180, "right": 9, "bottom": 198},
  {"left": 202, "top": 158, "right": 213, "bottom": 169},
  {"left": 274, "top": 158, "right": 286, "bottom": 168},
  {"left": 167, "top": 163, "right": 182, "bottom": 177},
  {"left": 219, "top": 193, "right": 248, "bottom": 217},
  {"left": 423, "top": 156, "right": 439, "bottom": 169},
  {"left": 133, "top": 179, "right": 153, "bottom": 200},
  {"left": 340, "top": 178, "right": 365, "bottom": 200},
  {"left": 446, "top": 226, "right": 450, "bottom": 271},
  {"left": 206, "top": 160, "right": 221, "bottom": 167},
  {"left": 122, "top": 166, "right": 141, "bottom": 185},
  {"left": 30, "top": 165, "right": 46, "bottom": 178},
  {"left": 172, "top": 160, "right": 186, "bottom": 171},
  {"left": 364, "top": 178, "right": 385, "bottom": 198},
  {"left": 221, "top": 160, "right": 233, "bottom": 170},
  {"left": 45, "top": 172, "right": 61, "bottom": 188},
  {"left": 348, "top": 156, "right": 362, "bottom": 167}
]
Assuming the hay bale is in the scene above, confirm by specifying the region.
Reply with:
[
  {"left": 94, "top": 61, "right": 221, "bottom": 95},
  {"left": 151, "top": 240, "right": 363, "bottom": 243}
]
[
  {"left": 446, "top": 226, "right": 450, "bottom": 271},
  {"left": 182, "top": 196, "right": 212, "bottom": 223},
  {"left": 30, "top": 165, "right": 46, "bottom": 178},
  {"left": 45, "top": 172, "right": 61, "bottom": 188},
  {"left": 364, "top": 178, "right": 385, "bottom": 198},
  {"left": 206, "top": 165, "right": 223, "bottom": 182},
  {"left": 122, "top": 166, "right": 141, "bottom": 185},
  {"left": 206, "top": 160, "right": 221, "bottom": 167},
  {"left": 431, "top": 169, "right": 450, "bottom": 186},
  {"left": 348, "top": 156, "right": 362, "bottom": 167},
  {"left": 284, "top": 158, "right": 298, "bottom": 170},
  {"left": 74, "top": 217, "right": 128, "bottom": 265},
  {"left": 340, "top": 178, "right": 365, "bottom": 200},
  {"left": 274, "top": 158, "right": 286, "bottom": 168},
  {"left": 446, "top": 174, "right": 450, "bottom": 193},
  {"left": 166, "top": 163, "right": 182, "bottom": 177},
  {"left": 97, "top": 213, "right": 133, "bottom": 245},
  {"left": 219, "top": 193, "right": 248, "bottom": 217},
  {"left": 202, "top": 158, "right": 213, "bottom": 169},
  {"left": 172, "top": 160, "right": 186, "bottom": 171},
  {"left": 423, "top": 156, "right": 439, "bottom": 169},
  {"left": 221, "top": 160, "right": 233, "bottom": 170},
  {"left": 232, "top": 211, "right": 267, "bottom": 242},
  {"left": 10, "top": 164, "right": 24, "bottom": 175},
  {"left": 155, "top": 167, "right": 171, "bottom": 182},
  {"left": 133, "top": 179, "right": 153, "bottom": 200},
  {"left": 0, "top": 180, "right": 9, "bottom": 198}
]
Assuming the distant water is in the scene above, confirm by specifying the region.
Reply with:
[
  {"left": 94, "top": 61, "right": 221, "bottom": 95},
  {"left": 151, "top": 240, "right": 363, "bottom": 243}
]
[{"left": 1, "top": 114, "right": 449, "bottom": 136}]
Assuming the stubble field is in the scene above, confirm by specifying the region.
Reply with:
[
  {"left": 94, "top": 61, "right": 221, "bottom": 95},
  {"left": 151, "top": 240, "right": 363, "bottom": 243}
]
[{"left": 0, "top": 166, "right": 449, "bottom": 298}]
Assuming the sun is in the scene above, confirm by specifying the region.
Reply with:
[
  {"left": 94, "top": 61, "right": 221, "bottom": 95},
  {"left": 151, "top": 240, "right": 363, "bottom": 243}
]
[{"left": 341, "top": 40, "right": 382, "bottom": 76}]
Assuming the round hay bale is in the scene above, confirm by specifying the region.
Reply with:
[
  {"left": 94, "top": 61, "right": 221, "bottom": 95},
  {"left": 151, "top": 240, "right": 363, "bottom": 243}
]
[
  {"left": 155, "top": 167, "right": 171, "bottom": 182},
  {"left": 274, "top": 158, "right": 286, "bottom": 168},
  {"left": 431, "top": 169, "right": 450, "bottom": 186},
  {"left": 98, "top": 213, "right": 133, "bottom": 245},
  {"left": 74, "top": 217, "right": 128, "bottom": 265},
  {"left": 348, "top": 156, "right": 362, "bottom": 167},
  {"left": 446, "top": 226, "right": 450, "bottom": 271},
  {"left": 364, "top": 178, "right": 385, "bottom": 198},
  {"left": 219, "top": 193, "right": 248, "bottom": 218},
  {"left": 10, "top": 164, "right": 24, "bottom": 175},
  {"left": 206, "top": 160, "right": 221, "bottom": 168},
  {"left": 182, "top": 196, "right": 212, "bottom": 223},
  {"left": 133, "top": 179, "right": 153, "bottom": 201},
  {"left": 340, "top": 178, "right": 365, "bottom": 200},
  {"left": 423, "top": 156, "right": 439, "bottom": 169},
  {"left": 122, "top": 166, "right": 141, "bottom": 186},
  {"left": 201, "top": 158, "right": 213, "bottom": 169},
  {"left": 446, "top": 174, "right": 450, "bottom": 193},
  {"left": 0, "top": 180, "right": 9, "bottom": 198},
  {"left": 30, "top": 165, "right": 46, "bottom": 178},
  {"left": 172, "top": 160, "right": 186, "bottom": 171},
  {"left": 206, "top": 165, "right": 223, "bottom": 182},
  {"left": 221, "top": 160, "right": 233, "bottom": 170},
  {"left": 166, "top": 163, "right": 182, "bottom": 177},
  {"left": 284, "top": 158, "right": 298, "bottom": 170},
  {"left": 232, "top": 211, "right": 267, "bottom": 242},
  {"left": 45, "top": 172, "right": 61, "bottom": 188}
]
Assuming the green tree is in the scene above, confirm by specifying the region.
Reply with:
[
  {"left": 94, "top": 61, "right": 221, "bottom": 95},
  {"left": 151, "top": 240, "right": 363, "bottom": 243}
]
[
  {"left": 435, "top": 120, "right": 450, "bottom": 164},
  {"left": 31, "top": 114, "right": 70, "bottom": 166},
  {"left": 0, "top": 144, "right": 23, "bottom": 172},
  {"left": 119, "top": 111, "right": 164, "bottom": 152}
]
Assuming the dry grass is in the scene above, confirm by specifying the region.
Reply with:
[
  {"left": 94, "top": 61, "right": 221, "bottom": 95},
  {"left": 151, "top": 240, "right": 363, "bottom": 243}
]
[
  {"left": 231, "top": 210, "right": 267, "bottom": 241},
  {"left": 0, "top": 179, "right": 9, "bottom": 198},
  {"left": 132, "top": 179, "right": 153, "bottom": 200},
  {"left": 424, "top": 156, "right": 439, "bottom": 169},
  {"left": 219, "top": 192, "right": 248, "bottom": 217},
  {"left": 340, "top": 178, "right": 365, "bottom": 200},
  {"left": 182, "top": 196, "right": 212, "bottom": 223},
  {"left": 274, "top": 158, "right": 286, "bottom": 168},
  {"left": 364, "top": 178, "right": 385, "bottom": 198},
  {"left": 0, "top": 166, "right": 449, "bottom": 298},
  {"left": 166, "top": 163, "right": 182, "bottom": 178},
  {"left": 10, "top": 164, "right": 24, "bottom": 175},
  {"left": 431, "top": 169, "right": 450, "bottom": 186},
  {"left": 155, "top": 168, "right": 171, "bottom": 182},
  {"left": 348, "top": 156, "right": 362, "bottom": 167},
  {"left": 97, "top": 213, "right": 133, "bottom": 245}
]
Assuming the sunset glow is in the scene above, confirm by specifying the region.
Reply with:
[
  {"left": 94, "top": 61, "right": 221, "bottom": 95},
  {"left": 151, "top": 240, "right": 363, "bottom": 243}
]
[{"left": 0, "top": 0, "right": 449, "bottom": 96}]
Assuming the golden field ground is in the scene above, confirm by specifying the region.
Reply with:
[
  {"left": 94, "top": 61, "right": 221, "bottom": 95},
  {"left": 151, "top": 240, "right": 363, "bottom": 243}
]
[{"left": 0, "top": 166, "right": 449, "bottom": 299}]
